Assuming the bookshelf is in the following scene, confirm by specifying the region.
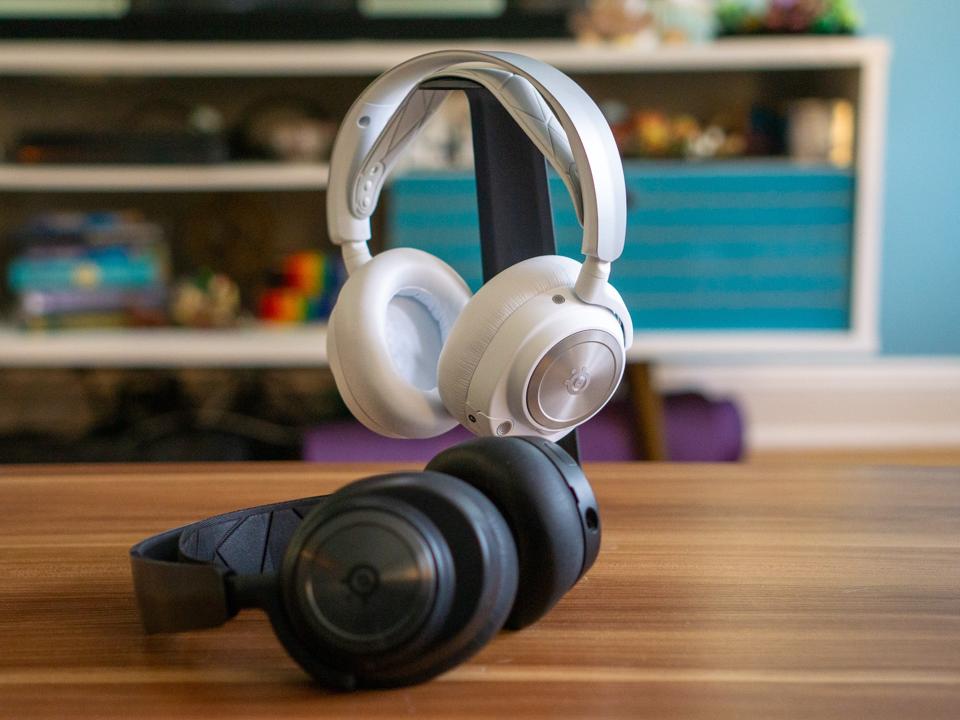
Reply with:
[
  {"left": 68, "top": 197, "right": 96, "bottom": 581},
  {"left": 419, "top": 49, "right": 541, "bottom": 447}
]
[
  {"left": 0, "top": 37, "right": 889, "bottom": 367},
  {"left": 0, "top": 325, "right": 866, "bottom": 369},
  {"left": 0, "top": 325, "right": 327, "bottom": 368},
  {"left": 0, "top": 37, "right": 886, "bottom": 75},
  {"left": 0, "top": 163, "right": 329, "bottom": 193}
]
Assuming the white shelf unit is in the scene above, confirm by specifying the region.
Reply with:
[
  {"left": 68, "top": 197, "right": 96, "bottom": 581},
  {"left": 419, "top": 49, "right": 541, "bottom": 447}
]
[
  {"left": 0, "top": 163, "right": 329, "bottom": 192},
  {"left": 0, "top": 37, "right": 886, "bottom": 75},
  {"left": 0, "top": 37, "right": 889, "bottom": 367},
  {"left": 0, "top": 325, "right": 327, "bottom": 368},
  {"left": 0, "top": 324, "right": 862, "bottom": 368}
]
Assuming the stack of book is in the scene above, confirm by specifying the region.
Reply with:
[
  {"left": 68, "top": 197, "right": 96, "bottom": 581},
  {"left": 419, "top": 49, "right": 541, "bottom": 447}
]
[{"left": 5, "top": 211, "right": 170, "bottom": 330}]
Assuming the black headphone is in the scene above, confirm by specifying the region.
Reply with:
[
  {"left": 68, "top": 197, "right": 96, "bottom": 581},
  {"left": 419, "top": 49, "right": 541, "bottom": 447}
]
[{"left": 130, "top": 436, "right": 600, "bottom": 690}]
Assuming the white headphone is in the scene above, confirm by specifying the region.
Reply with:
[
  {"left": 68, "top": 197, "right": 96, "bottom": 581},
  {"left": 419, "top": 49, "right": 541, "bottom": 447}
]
[{"left": 326, "top": 50, "right": 634, "bottom": 441}]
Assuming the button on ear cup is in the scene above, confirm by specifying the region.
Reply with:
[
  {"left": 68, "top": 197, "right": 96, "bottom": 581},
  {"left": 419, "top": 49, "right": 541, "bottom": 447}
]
[
  {"left": 279, "top": 472, "right": 519, "bottom": 689},
  {"left": 425, "top": 436, "right": 597, "bottom": 630},
  {"left": 328, "top": 248, "right": 471, "bottom": 438},
  {"left": 438, "top": 255, "right": 581, "bottom": 429}
]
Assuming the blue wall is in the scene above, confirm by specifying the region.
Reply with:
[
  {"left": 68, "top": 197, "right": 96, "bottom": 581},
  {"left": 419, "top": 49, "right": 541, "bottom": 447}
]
[{"left": 859, "top": 0, "right": 960, "bottom": 354}]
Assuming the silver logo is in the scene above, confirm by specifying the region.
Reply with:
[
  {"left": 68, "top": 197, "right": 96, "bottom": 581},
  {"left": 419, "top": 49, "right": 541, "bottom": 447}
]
[{"left": 564, "top": 367, "right": 591, "bottom": 395}]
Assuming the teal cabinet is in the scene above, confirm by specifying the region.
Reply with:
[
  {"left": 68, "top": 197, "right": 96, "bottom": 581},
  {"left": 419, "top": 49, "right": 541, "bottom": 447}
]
[{"left": 387, "top": 161, "right": 855, "bottom": 333}]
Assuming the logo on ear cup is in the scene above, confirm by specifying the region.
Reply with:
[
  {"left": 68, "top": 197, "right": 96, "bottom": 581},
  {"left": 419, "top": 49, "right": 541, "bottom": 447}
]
[
  {"left": 564, "top": 367, "right": 591, "bottom": 395},
  {"left": 527, "top": 330, "right": 622, "bottom": 430},
  {"left": 343, "top": 563, "right": 380, "bottom": 604}
]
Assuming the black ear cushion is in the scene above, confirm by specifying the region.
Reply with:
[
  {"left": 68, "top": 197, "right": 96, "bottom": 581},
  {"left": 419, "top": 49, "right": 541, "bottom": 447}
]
[
  {"left": 426, "top": 437, "right": 595, "bottom": 630},
  {"left": 370, "top": 472, "right": 519, "bottom": 687},
  {"left": 280, "top": 472, "right": 519, "bottom": 689}
]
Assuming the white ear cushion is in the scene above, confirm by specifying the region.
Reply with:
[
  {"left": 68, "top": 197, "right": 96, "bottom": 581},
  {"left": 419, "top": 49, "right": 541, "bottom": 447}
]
[
  {"left": 438, "top": 255, "right": 581, "bottom": 427},
  {"left": 327, "top": 247, "right": 471, "bottom": 438}
]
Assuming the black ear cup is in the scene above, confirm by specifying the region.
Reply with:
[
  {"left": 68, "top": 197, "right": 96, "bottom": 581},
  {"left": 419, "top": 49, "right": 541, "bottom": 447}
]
[
  {"left": 276, "top": 471, "right": 519, "bottom": 689},
  {"left": 426, "top": 436, "right": 600, "bottom": 630}
]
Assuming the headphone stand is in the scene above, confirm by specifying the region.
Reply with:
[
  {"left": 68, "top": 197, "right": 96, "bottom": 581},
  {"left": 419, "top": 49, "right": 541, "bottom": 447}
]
[{"left": 422, "top": 78, "right": 581, "bottom": 465}]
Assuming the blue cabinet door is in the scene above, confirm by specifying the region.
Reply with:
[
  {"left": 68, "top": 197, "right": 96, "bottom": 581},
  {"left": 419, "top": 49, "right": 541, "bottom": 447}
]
[{"left": 387, "top": 161, "right": 855, "bottom": 332}]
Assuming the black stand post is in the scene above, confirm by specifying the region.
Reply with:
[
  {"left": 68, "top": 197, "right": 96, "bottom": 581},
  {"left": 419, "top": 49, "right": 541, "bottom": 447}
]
[{"left": 421, "top": 78, "right": 581, "bottom": 464}]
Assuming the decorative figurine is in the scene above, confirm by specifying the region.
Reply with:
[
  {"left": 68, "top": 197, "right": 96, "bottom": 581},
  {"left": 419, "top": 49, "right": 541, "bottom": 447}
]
[
  {"left": 170, "top": 271, "right": 241, "bottom": 328},
  {"left": 570, "top": 0, "right": 658, "bottom": 47}
]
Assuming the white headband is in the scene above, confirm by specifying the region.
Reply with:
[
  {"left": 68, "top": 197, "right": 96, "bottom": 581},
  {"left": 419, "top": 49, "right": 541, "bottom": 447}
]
[{"left": 326, "top": 50, "right": 627, "bottom": 275}]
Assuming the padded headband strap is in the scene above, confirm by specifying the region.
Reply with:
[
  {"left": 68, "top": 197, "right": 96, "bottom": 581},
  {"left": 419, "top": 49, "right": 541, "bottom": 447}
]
[
  {"left": 354, "top": 68, "right": 585, "bottom": 230},
  {"left": 327, "top": 50, "right": 626, "bottom": 265},
  {"left": 129, "top": 495, "right": 326, "bottom": 634}
]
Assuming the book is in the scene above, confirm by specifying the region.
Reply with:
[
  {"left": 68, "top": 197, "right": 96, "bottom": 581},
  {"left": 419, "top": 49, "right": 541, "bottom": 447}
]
[
  {"left": 8, "top": 250, "right": 168, "bottom": 292},
  {"left": 19, "top": 308, "right": 167, "bottom": 330},
  {"left": 18, "top": 287, "right": 168, "bottom": 317},
  {"left": 10, "top": 212, "right": 165, "bottom": 255}
]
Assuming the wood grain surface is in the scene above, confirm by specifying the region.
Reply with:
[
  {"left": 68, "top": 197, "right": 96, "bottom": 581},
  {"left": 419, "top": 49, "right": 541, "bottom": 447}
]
[{"left": 1, "top": 462, "right": 959, "bottom": 719}]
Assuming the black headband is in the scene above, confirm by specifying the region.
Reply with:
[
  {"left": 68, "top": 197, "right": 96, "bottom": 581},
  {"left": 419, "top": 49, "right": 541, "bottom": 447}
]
[{"left": 130, "top": 494, "right": 327, "bottom": 634}]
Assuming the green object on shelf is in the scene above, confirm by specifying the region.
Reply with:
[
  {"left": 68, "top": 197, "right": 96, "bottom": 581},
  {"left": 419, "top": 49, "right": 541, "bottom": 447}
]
[
  {"left": 716, "top": 0, "right": 759, "bottom": 35},
  {"left": 811, "top": 0, "right": 860, "bottom": 34}
]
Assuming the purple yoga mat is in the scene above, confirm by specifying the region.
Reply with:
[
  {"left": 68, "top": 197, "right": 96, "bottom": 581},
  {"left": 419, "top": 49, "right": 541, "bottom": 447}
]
[
  {"left": 663, "top": 392, "right": 743, "bottom": 462},
  {"left": 303, "top": 394, "right": 742, "bottom": 463}
]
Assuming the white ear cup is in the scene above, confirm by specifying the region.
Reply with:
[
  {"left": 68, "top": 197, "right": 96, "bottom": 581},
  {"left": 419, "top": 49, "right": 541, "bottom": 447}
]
[
  {"left": 438, "top": 255, "right": 582, "bottom": 429},
  {"left": 327, "top": 247, "right": 471, "bottom": 438}
]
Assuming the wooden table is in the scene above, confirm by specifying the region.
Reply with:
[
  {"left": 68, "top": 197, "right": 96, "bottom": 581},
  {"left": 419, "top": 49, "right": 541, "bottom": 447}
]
[{"left": 2, "top": 462, "right": 959, "bottom": 719}]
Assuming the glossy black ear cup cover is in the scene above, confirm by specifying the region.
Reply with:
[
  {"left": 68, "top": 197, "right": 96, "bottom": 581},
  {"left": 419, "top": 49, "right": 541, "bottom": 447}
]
[
  {"left": 277, "top": 472, "right": 519, "bottom": 689},
  {"left": 426, "top": 437, "right": 596, "bottom": 630}
]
